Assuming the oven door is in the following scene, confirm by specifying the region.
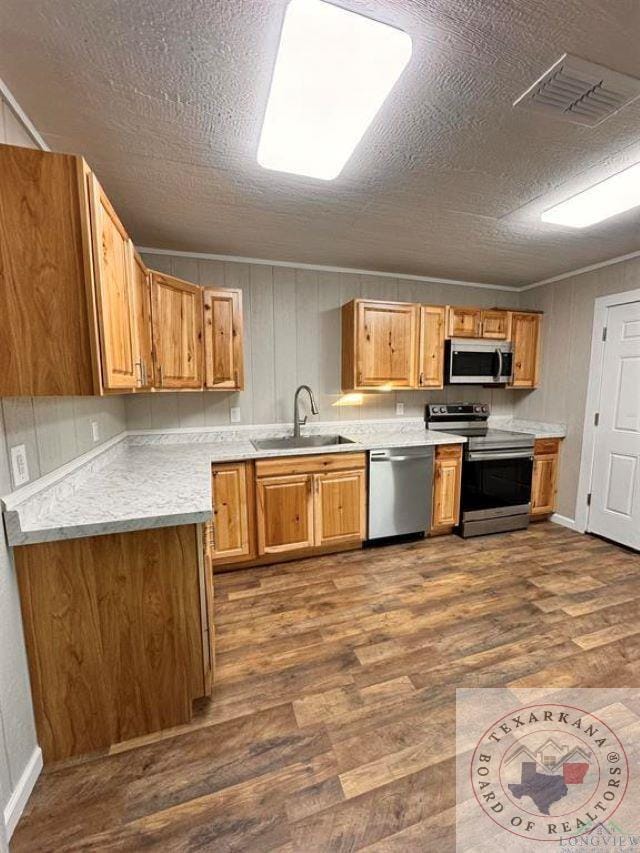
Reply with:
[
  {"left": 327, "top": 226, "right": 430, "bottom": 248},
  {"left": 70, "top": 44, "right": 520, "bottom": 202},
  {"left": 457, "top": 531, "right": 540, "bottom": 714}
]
[
  {"left": 462, "top": 449, "right": 533, "bottom": 520},
  {"left": 446, "top": 342, "right": 513, "bottom": 384}
]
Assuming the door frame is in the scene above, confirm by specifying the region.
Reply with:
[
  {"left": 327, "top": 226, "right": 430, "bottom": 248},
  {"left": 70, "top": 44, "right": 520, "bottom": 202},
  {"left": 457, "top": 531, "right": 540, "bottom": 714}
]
[{"left": 575, "top": 286, "right": 640, "bottom": 534}]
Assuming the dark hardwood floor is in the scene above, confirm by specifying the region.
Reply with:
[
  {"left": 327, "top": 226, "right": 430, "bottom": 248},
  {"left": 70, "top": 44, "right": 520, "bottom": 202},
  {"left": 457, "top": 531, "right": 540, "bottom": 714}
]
[{"left": 12, "top": 523, "right": 640, "bottom": 851}]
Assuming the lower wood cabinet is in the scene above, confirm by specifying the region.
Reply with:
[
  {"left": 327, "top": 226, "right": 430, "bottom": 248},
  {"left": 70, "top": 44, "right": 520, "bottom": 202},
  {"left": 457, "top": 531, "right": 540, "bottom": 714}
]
[
  {"left": 430, "top": 444, "right": 462, "bottom": 534},
  {"left": 531, "top": 438, "right": 561, "bottom": 517},
  {"left": 14, "top": 525, "right": 209, "bottom": 763},
  {"left": 209, "top": 454, "right": 367, "bottom": 570}
]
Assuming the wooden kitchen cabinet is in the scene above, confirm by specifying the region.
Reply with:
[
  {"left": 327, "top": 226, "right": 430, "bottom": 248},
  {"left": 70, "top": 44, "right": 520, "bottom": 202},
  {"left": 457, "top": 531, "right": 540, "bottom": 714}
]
[
  {"left": 481, "top": 310, "right": 510, "bottom": 340},
  {"left": 418, "top": 305, "right": 445, "bottom": 388},
  {"left": 151, "top": 272, "right": 204, "bottom": 389},
  {"left": 314, "top": 469, "right": 366, "bottom": 545},
  {"left": 209, "top": 462, "right": 256, "bottom": 565},
  {"left": 256, "top": 473, "right": 315, "bottom": 555},
  {"left": 447, "top": 306, "right": 482, "bottom": 338},
  {"left": 14, "top": 525, "right": 208, "bottom": 763},
  {"left": 203, "top": 287, "right": 244, "bottom": 389},
  {"left": 342, "top": 299, "right": 419, "bottom": 390},
  {"left": 431, "top": 444, "right": 462, "bottom": 534},
  {"left": 87, "top": 173, "right": 138, "bottom": 390},
  {"left": 131, "top": 247, "right": 154, "bottom": 388},
  {"left": 511, "top": 312, "right": 541, "bottom": 388},
  {"left": 531, "top": 438, "right": 560, "bottom": 517}
]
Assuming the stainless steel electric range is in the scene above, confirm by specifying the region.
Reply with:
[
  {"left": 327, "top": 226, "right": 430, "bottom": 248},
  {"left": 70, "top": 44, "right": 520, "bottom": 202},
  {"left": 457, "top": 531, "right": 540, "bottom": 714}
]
[{"left": 426, "top": 402, "right": 535, "bottom": 538}]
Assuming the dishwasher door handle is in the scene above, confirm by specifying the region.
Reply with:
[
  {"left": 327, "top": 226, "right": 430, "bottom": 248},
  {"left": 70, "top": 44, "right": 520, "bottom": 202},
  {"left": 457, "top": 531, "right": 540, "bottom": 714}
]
[{"left": 370, "top": 453, "right": 432, "bottom": 462}]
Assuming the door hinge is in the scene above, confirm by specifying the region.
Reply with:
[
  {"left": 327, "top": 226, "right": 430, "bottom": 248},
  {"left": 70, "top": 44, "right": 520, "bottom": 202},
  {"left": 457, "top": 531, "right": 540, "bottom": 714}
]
[
  {"left": 594, "top": 412, "right": 599, "bottom": 427},
  {"left": 602, "top": 327, "right": 607, "bottom": 341},
  {"left": 587, "top": 493, "right": 592, "bottom": 506}
]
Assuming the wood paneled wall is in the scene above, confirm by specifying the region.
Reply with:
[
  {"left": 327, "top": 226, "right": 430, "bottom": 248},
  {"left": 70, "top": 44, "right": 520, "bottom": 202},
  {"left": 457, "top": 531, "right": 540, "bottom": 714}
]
[
  {"left": 129, "top": 252, "right": 521, "bottom": 430},
  {"left": 515, "top": 255, "right": 640, "bottom": 520}
]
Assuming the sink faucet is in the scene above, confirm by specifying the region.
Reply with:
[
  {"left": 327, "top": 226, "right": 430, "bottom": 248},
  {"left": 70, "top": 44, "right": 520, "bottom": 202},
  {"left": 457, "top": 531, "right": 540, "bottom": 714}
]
[{"left": 293, "top": 385, "right": 319, "bottom": 438}]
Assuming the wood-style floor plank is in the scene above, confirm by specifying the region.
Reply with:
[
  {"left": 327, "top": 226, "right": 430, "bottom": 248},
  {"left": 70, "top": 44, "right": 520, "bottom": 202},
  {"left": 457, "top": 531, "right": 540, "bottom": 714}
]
[{"left": 12, "top": 523, "right": 640, "bottom": 851}]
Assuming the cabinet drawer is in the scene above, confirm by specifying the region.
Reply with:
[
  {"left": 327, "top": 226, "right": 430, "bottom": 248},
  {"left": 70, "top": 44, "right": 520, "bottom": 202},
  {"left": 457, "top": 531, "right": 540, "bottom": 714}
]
[
  {"left": 435, "top": 444, "right": 463, "bottom": 460},
  {"left": 534, "top": 438, "right": 561, "bottom": 455},
  {"left": 255, "top": 452, "right": 366, "bottom": 478}
]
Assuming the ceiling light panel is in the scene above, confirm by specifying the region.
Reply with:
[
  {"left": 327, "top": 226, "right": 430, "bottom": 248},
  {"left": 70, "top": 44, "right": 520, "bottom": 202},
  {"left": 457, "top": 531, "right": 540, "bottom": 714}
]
[
  {"left": 541, "top": 162, "right": 640, "bottom": 228},
  {"left": 257, "top": 0, "right": 412, "bottom": 180}
]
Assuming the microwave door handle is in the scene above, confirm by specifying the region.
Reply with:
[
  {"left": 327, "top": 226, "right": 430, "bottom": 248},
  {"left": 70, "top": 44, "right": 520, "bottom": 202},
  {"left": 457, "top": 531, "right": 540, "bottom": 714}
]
[{"left": 494, "top": 348, "right": 503, "bottom": 381}]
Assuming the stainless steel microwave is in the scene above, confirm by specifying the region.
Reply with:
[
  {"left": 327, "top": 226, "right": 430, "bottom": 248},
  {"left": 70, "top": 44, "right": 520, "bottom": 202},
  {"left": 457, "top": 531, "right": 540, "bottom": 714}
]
[{"left": 445, "top": 339, "right": 513, "bottom": 385}]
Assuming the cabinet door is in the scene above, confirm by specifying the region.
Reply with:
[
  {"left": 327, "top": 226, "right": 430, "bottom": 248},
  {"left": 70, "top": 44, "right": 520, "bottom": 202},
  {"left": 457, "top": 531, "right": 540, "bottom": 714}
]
[
  {"left": 357, "top": 301, "right": 418, "bottom": 387},
  {"left": 418, "top": 305, "right": 445, "bottom": 388},
  {"left": 431, "top": 447, "right": 462, "bottom": 530},
  {"left": 511, "top": 313, "right": 541, "bottom": 388},
  {"left": 481, "top": 310, "right": 510, "bottom": 340},
  {"left": 531, "top": 446, "right": 559, "bottom": 516},
  {"left": 88, "top": 175, "right": 137, "bottom": 390},
  {"left": 447, "top": 306, "right": 482, "bottom": 338},
  {"left": 210, "top": 463, "right": 255, "bottom": 563},
  {"left": 256, "top": 474, "right": 314, "bottom": 554},
  {"left": 130, "top": 246, "right": 154, "bottom": 388},
  {"left": 314, "top": 470, "right": 365, "bottom": 546},
  {"left": 203, "top": 288, "right": 244, "bottom": 389},
  {"left": 151, "top": 272, "right": 203, "bottom": 389}
]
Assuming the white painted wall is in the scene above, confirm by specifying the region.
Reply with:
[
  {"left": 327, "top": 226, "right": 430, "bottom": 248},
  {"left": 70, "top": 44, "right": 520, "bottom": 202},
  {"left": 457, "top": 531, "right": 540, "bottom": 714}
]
[
  {"left": 515, "top": 256, "right": 640, "bottom": 521},
  {"left": 0, "top": 90, "right": 127, "bottom": 842},
  {"left": 130, "top": 252, "right": 522, "bottom": 430}
]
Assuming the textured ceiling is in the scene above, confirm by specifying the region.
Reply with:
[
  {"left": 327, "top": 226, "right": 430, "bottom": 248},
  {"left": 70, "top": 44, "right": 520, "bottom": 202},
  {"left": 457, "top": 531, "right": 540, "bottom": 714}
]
[{"left": 1, "top": 0, "right": 640, "bottom": 286}]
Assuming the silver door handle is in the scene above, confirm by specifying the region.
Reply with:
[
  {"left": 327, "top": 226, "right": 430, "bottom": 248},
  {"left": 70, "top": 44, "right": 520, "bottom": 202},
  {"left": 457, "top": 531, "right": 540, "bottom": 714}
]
[
  {"left": 370, "top": 454, "right": 432, "bottom": 462},
  {"left": 466, "top": 450, "right": 534, "bottom": 461},
  {"left": 494, "top": 348, "right": 503, "bottom": 381}
]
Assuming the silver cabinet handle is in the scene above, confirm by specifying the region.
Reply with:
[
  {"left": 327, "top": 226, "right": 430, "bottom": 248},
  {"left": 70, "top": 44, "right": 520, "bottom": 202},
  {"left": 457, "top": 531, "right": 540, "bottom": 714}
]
[
  {"left": 158, "top": 364, "right": 163, "bottom": 386},
  {"left": 135, "top": 361, "right": 143, "bottom": 386}
]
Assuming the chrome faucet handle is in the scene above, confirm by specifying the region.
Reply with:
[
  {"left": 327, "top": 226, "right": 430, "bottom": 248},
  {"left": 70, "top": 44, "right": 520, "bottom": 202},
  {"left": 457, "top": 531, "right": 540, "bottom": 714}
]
[{"left": 300, "top": 415, "right": 307, "bottom": 426}]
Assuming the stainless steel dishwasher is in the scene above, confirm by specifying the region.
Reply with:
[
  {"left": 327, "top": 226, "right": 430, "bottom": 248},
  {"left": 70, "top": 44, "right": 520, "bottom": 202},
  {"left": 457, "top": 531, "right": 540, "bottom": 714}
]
[{"left": 367, "top": 446, "right": 434, "bottom": 541}]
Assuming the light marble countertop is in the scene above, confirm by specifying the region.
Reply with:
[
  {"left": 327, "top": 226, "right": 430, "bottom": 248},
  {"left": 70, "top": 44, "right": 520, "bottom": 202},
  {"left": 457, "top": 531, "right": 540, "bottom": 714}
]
[
  {"left": 488, "top": 416, "right": 567, "bottom": 439},
  {"left": 2, "top": 416, "right": 566, "bottom": 546},
  {"left": 2, "top": 419, "right": 465, "bottom": 546}
]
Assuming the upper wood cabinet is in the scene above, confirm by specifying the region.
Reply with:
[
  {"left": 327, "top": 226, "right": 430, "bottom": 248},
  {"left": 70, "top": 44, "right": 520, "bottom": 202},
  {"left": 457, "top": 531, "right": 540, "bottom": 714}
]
[
  {"left": 88, "top": 175, "right": 138, "bottom": 391},
  {"left": 511, "top": 312, "right": 541, "bottom": 388},
  {"left": 447, "top": 306, "right": 482, "bottom": 338},
  {"left": 203, "top": 287, "right": 244, "bottom": 390},
  {"left": 481, "top": 310, "right": 510, "bottom": 340},
  {"left": 447, "top": 306, "right": 510, "bottom": 340},
  {"left": 342, "top": 299, "right": 419, "bottom": 390},
  {"left": 418, "top": 305, "right": 445, "bottom": 389},
  {"left": 150, "top": 272, "right": 204, "bottom": 389},
  {"left": 131, "top": 247, "right": 154, "bottom": 389}
]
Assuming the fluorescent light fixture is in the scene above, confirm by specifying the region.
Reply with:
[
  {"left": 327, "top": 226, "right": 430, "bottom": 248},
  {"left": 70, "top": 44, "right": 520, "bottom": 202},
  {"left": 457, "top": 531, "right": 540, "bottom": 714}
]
[
  {"left": 541, "top": 161, "right": 640, "bottom": 228},
  {"left": 257, "top": 0, "right": 412, "bottom": 180}
]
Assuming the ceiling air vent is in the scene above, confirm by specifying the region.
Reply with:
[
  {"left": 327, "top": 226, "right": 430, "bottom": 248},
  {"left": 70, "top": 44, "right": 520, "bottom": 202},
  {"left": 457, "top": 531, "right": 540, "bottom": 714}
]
[{"left": 513, "top": 54, "right": 640, "bottom": 126}]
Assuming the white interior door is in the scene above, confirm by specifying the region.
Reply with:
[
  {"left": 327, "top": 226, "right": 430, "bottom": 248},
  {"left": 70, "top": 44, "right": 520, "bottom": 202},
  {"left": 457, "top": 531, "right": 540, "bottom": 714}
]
[{"left": 588, "top": 300, "right": 640, "bottom": 549}]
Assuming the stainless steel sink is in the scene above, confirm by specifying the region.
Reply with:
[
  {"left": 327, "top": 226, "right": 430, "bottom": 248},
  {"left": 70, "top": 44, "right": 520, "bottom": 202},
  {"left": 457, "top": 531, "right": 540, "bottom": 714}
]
[{"left": 251, "top": 434, "right": 355, "bottom": 451}]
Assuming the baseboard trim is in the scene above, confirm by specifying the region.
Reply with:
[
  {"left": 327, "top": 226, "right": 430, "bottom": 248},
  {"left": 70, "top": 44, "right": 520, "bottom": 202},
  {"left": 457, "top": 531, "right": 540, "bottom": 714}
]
[
  {"left": 551, "top": 513, "right": 579, "bottom": 532},
  {"left": 3, "top": 746, "right": 42, "bottom": 841}
]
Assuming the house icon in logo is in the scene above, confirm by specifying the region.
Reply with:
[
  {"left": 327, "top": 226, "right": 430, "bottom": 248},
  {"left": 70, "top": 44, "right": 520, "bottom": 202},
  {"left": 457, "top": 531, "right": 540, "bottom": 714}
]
[{"left": 535, "top": 738, "right": 569, "bottom": 767}]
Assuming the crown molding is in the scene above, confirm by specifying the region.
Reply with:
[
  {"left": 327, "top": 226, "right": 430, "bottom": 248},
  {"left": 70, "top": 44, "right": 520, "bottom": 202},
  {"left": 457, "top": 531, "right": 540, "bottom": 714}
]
[
  {"left": 137, "top": 246, "right": 521, "bottom": 292},
  {"left": 0, "top": 78, "right": 49, "bottom": 151},
  {"left": 520, "top": 248, "right": 640, "bottom": 291}
]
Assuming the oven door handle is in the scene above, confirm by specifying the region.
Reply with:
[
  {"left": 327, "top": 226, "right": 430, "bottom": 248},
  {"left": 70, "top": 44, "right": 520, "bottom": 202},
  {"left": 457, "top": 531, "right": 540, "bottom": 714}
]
[{"left": 466, "top": 449, "right": 534, "bottom": 461}]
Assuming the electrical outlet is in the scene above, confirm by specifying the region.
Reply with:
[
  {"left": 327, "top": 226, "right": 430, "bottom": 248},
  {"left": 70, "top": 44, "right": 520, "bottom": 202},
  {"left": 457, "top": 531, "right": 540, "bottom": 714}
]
[
  {"left": 91, "top": 420, "right": 100, "bottom": 443},
  {"left": 10, "top": 444, "right": 30, "bottom": 487},
  {"left": 230, "top": 406, "right": 241, "bottom": 423},
  {"left": 395, "top": 402, "right": 405, "bottom": 416}
]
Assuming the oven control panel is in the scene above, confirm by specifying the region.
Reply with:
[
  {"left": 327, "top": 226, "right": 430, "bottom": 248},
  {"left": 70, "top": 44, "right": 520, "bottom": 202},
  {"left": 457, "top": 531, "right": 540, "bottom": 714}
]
[{"left": 425, "top": 402, "right": 489, "bottom": 423}]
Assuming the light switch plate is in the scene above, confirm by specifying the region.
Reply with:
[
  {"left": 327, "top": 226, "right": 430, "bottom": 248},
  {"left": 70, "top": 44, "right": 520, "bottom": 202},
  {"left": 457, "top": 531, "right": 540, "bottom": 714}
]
[
  {"left": 10, "top": 444, "right": 30, "bottom": 487},
  {"left": 395, "top": 402, "right": 405, "bottom": 416},
  {"left": 230, "top": 407, "right": 241, "bottom": 423},
  {"left": 91, "top": 420, "right": 100, "bottom": 442}
]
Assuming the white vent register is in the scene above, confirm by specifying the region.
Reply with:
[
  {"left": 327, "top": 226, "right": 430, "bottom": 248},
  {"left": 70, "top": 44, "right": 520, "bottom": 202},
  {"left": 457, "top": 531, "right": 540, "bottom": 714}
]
[{"left": 513, "top": 54, "right": 640, "bottom": 126}]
